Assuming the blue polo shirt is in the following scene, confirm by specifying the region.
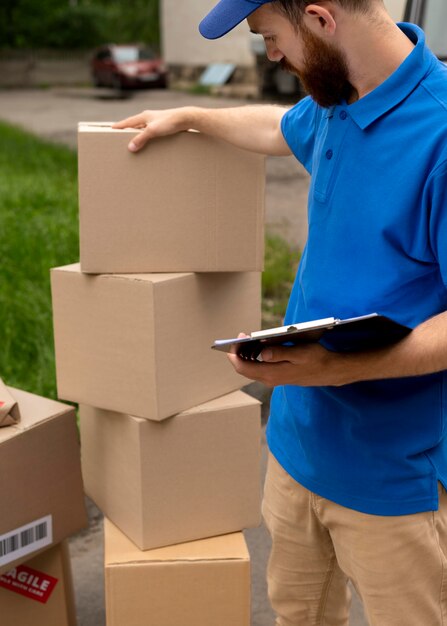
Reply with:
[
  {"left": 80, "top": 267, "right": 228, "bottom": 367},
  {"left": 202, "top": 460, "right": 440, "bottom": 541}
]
[{"left": 267, "top": 23, "right": 447, "bottom": 515}]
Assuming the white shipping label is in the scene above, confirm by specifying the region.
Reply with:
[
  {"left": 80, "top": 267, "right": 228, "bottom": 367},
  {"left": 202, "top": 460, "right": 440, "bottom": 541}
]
[{"left": 0, "top": 515, "right": 53, "bottom": 568}]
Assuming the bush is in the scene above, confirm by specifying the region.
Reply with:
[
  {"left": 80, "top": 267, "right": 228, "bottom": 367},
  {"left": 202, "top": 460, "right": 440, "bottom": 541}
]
[
  {"left": 43, "top": 5, "right": 108, "bottom": 49},
  {"left": 0, "top": 0, "right": 160, "bottom": 50},
  {"left": 103, "top": 0, "right": 160, "bottom": 49}
]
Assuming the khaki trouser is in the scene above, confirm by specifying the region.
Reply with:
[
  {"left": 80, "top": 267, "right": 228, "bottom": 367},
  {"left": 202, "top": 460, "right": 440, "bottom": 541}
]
[{"left": 262, "top": 453, "right": 447, "bottom": 626}]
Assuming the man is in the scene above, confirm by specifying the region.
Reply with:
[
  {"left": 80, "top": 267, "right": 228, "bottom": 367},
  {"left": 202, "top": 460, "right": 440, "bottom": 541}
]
[{"left": 114, "top": 1, "right": 447, "bottom": 623}]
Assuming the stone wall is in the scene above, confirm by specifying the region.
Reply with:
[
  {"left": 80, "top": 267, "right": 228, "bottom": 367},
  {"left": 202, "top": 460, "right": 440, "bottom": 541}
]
[{"left": 0, "top": 51, "right": 91, "bottom": 88}]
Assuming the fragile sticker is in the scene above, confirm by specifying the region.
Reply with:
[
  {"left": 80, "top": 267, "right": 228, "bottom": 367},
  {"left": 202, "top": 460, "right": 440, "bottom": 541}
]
[{"left": 0, "top": 564, "right": 58, "bottom": 603}]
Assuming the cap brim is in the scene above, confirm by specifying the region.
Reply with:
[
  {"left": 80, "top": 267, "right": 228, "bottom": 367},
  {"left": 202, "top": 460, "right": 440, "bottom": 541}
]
[{"left": 199, "top": 0, "right": 265, "bottom": 40}]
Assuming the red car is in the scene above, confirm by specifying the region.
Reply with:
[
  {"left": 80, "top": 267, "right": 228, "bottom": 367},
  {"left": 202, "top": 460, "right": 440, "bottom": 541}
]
[{"left": 91, "top": 44, "right": 168, "bottom": 90}]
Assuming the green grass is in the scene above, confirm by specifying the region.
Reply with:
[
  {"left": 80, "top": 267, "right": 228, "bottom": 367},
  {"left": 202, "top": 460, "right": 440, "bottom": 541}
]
[
  {"left": 0, "top": 122, "right": 79, "bottom": 399},
  {"left": 0, "top": 121, "right": 300, "bottom": 400},
  {"left": 186, "top": 84, "right": 213, "bottom": 96}
]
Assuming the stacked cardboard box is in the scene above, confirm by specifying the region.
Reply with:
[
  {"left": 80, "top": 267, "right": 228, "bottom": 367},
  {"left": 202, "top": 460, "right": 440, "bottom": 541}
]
[
  {"left": 0, "top": 383, "right": 88, "bottom": 625},
  {"left": 77, "top": 123, "right": 265, "bottom": 273},
  {"left": 0, "top": 385, "right": 87, "bottom": 575},
  {"left": 0, "top": 542, "right": 77, "bottom": 626},
  {"left": 104, "top": 519, "right": 251, "bottom": 626},
  {"left": 51, "top": 124, "right": 266, "bottom": 625}
]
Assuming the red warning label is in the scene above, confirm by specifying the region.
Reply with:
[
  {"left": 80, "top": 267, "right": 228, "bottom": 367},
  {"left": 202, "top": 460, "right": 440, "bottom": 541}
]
[{"left": 0, "top": 564, "right": 58, "bottom": 604}]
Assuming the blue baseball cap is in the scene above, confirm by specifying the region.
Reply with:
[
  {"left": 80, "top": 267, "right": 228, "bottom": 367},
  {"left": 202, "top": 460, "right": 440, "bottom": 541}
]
[{"left": 199, "top": 0, "right": 273, "bottom": 40}]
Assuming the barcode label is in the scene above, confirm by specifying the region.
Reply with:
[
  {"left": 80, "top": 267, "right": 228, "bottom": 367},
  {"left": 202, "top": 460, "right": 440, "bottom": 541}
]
[{"left": 0, "top": 516, "right": 53, "bottom": 568}]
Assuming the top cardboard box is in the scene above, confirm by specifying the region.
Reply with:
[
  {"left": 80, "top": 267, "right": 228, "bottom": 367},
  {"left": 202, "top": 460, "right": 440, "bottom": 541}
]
[{"left": 78, "top": 123, "right": 265, "bottom": 274}]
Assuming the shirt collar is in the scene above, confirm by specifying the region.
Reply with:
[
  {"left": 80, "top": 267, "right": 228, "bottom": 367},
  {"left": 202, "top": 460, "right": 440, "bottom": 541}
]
[{"left": 340, "top": 23, "right": 438, "bottom": 130}]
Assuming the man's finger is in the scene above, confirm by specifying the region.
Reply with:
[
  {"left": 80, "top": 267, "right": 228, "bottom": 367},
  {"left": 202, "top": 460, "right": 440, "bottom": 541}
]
[
  {"left": 227, "top": 351, "right": 268, "bottom": 376},
  {"left": 260, "top": 345, "right": 294, "bottom": 363},
  {"left": 226, "top": 352, "right": 285, "bottom": 387},
  {"left": 112, "top": 114, "right": 148, "bottom": 129},
  {"left": 127, "top": 126, "right": 158, "bottom": 152},
  {"left": 228, "top": 351, "right": 258, "bottom": 373}
]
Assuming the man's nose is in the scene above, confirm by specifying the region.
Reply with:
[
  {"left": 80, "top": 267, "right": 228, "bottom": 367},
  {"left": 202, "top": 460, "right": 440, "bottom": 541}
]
[{"left": 265, "top": 42, "right": 283, "bottom": 63}]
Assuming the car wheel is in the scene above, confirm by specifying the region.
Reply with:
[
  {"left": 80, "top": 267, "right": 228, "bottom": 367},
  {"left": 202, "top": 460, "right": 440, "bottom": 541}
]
[
  {"left": 92, "top": 74, "right": 103, "bottom": 88},
  {"left": 157, "top": 77, "right": 168, "bottom": 89},
  {"left": 111, "top": 74, "right": 123, "bottom": 91}
]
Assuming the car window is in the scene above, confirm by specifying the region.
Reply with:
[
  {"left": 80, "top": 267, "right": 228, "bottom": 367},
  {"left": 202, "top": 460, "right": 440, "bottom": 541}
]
[
  {"left": 112, "top": 47, "right": 155, "bottom": 63},
  {"left": 138, "top": 48, "right": 156, "bottom": 61},
  {"left": 97, "top": 50, "right": 112, "bottom": 61}
]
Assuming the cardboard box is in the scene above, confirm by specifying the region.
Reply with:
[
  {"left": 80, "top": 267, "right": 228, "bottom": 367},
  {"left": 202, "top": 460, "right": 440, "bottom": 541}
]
[
  {"left": 0, "top": 387, "right": 88, "bottom": 574},
  {"left": 51, "top": 263, "right": 261, "bottom": 420},
  {"left": 80, "top": 391, "right": 261, "bottom": 549},
  {"left": 104, "top": 519, "right": 251, "bottom": 626},
  {"left": 0, "top": 542, "right": 77, "bottom": 626},
  {"left": 78, "top": 123, "right": 265, "bottom": 274}
]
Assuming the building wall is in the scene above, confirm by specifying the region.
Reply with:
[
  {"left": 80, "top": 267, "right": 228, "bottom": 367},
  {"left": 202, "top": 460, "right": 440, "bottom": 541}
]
[
  {"left": 0, "top": 50, "right": 91, "bottom": 87},
  {"left": 161, "top": 0, "right": 254, "bottom": 67},
  {"left": 385, "top": 0, "right": 407, "bottom": 21}
]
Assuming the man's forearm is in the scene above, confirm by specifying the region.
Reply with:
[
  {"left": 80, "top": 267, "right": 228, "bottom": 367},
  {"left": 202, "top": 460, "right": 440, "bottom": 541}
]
[
  {"left": 340, "top": 311, "right": 447, "bottom": 384},
  {"left": 186, "top": 105, "right": 291, "bottom": 156}
]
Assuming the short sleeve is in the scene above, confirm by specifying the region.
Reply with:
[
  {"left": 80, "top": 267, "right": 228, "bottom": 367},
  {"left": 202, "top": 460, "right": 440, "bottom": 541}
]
[{"left": 280, "top": 96, "right": 323, "bottom": 174}]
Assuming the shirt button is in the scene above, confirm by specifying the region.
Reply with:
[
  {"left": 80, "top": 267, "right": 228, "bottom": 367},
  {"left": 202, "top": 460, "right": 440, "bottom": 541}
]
[
  {"left": 339, "top": 110, "right": 348, "bottom": 120},
  {"left": 326, "top": 149, "right": 333, "bottom": 160}
]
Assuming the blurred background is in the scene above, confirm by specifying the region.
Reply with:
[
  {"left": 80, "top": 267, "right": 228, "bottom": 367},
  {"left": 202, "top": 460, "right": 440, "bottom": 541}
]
[
  {"left": 0, "top": 0, "right": 317, "bottom": 99},
  {"left": 1, "top": 1, "right": 446, "bottom": 99}
]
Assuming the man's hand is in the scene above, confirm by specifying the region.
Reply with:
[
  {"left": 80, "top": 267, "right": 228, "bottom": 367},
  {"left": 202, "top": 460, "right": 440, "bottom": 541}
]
[
  {"left": 112, "top": 108, "right": 194, "bottom": 152},
  {"left": 227, "top": 343, "right": 350, "bottom": 388}
]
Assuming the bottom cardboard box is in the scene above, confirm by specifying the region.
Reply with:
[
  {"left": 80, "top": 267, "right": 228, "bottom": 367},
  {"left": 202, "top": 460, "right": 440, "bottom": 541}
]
[
  {"left": 0, "top": 541, "right": 77, "bottom": 626},
  {"left": 105, "top": 518, "right": 251, "bottom": 626}
]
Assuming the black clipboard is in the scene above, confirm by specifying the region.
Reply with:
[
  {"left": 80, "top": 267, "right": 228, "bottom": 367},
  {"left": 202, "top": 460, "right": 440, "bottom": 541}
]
[{"left": 212, "top": 313, "right": 411, "bottom": 361}]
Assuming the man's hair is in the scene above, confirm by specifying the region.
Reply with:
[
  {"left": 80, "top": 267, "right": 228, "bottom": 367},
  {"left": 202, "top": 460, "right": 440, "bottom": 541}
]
[{"left": 273, "top": 0, "right": 379, "bottom": 24}]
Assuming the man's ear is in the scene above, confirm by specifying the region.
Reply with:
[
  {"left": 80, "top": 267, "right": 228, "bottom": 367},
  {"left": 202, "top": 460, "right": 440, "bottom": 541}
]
[{"left": 303, "top": 3, "right": 337, "bottom": 36}]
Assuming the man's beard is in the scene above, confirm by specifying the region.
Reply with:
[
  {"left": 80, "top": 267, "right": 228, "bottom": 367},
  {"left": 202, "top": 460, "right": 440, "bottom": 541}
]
[{"left": 280, "top": 23, "right": 353, "bottom": 108}]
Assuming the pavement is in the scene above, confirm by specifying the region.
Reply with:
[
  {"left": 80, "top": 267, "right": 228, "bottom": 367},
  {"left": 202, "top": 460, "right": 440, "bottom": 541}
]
[{"left": 0, "top": 87, "right": 368, "bottom": 625}]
